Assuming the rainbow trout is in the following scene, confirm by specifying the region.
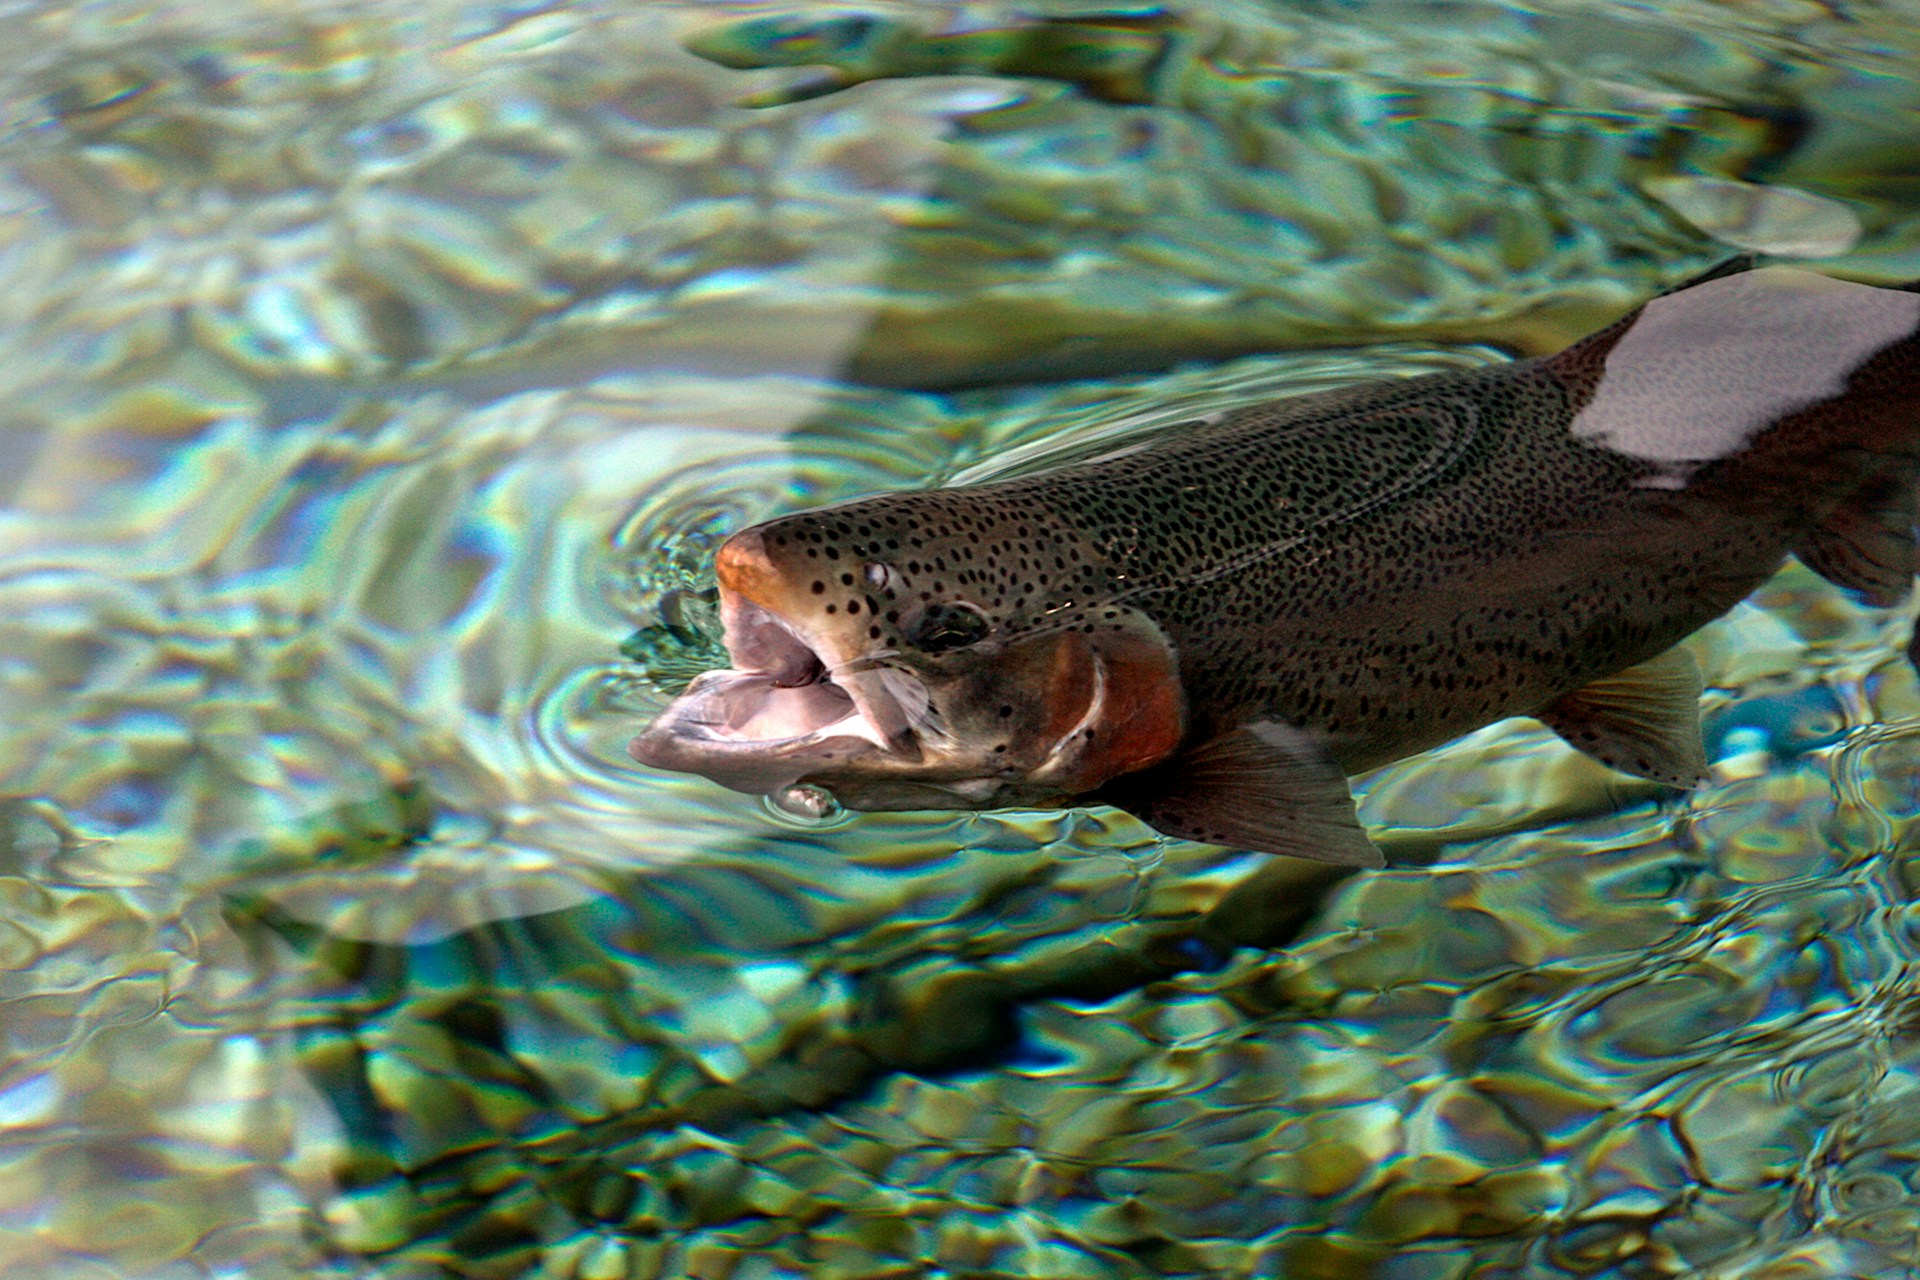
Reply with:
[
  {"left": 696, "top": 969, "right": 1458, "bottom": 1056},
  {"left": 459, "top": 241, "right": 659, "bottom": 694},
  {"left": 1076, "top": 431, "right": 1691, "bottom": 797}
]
[{"left": 631, "top": 263, "right": 1920, "bottom": 865}]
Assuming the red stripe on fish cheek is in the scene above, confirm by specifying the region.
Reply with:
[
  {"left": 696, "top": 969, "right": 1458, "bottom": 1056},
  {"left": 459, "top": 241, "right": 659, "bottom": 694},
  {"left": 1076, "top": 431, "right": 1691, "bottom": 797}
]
[
  {"left": 1094, "top": 632, "right": 1185, "bottom": 779},
  {"left": 1038, "top": 632, "right": 1100, "bottom": 752},
  {"left": 1038, "top": 621, "right": 1184, "bottom": 792}
]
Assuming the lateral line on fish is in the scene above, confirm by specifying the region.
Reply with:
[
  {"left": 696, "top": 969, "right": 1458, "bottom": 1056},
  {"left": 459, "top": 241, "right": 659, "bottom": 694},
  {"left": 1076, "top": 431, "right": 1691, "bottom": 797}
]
[{"left": 1082, "top": 395, "right": 1483, "bottom": 609}]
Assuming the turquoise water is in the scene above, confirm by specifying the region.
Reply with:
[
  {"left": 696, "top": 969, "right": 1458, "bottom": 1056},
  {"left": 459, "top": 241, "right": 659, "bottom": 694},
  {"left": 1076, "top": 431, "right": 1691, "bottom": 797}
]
[{"left": 5, "top": 1, "right": 1920, "bottom": 1276}]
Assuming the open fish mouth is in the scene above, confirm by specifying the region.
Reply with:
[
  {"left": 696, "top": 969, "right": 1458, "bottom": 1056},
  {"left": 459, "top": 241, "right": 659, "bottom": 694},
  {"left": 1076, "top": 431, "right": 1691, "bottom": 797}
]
[{"left": 628, "top": 594, "right": 914, "bottom": 793}]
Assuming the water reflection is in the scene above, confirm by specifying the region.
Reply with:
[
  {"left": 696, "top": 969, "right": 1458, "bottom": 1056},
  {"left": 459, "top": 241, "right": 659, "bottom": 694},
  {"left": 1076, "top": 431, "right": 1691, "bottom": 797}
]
[{"left": 4, "top": 0, "right": 1920, "bottom": 1277}]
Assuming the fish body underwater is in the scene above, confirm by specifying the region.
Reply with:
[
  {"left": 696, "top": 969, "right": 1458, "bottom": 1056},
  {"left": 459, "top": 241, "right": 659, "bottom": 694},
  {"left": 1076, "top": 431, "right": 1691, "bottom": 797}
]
[{"left": 631, "top": 264, "right": 1920, "bottom": 866}]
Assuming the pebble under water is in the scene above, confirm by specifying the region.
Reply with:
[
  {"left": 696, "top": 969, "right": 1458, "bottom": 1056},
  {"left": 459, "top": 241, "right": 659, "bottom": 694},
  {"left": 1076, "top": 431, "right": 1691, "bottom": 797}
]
[{"left": 4, "top": 1, "right": 1920, "bottom": 1278}]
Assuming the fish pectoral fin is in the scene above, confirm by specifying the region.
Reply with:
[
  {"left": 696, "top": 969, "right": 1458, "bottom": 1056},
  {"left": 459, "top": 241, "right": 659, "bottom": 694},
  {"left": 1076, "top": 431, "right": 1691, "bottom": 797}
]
[
  {"left": 1796, "top": 470, "right": 1917, "bottom": 608},
  {"left": 1536, "top": 647, "right": 1708, "bottom": 788},
  {"left": 1103, "top": 722, "right": 1383, "bottom": 867}
]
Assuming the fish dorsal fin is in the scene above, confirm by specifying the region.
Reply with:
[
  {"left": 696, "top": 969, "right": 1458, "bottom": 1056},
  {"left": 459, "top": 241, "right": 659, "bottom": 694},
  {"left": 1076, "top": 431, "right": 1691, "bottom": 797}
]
[
  {"left": 1796, "top": 471, "right": 1916, "bottom": 607},
  {"left": 1536, "top": 648, "right": 1708, "bottom": 788},
  {"left": 1102, "top": 722, "right": 1383, "bottom": 866}
]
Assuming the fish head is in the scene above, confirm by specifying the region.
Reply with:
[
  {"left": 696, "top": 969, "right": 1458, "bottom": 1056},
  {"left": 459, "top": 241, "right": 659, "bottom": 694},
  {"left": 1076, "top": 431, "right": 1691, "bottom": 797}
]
[{"left": 628, "top": 493, "right": 1186, "bottom": 814}]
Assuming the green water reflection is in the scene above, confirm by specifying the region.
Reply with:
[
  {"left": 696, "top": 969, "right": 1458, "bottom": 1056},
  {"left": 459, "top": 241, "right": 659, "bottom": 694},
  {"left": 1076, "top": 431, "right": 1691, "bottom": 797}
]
[{"left": 4, "top": 1, "right": 1920, "bottom": 1277}]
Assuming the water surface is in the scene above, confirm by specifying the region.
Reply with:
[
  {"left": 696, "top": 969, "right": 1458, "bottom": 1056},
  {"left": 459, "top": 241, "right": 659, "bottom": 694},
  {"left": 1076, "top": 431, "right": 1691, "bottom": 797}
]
[{"left": 5, "top": 1, "right": 1920, "bottom": 1277}]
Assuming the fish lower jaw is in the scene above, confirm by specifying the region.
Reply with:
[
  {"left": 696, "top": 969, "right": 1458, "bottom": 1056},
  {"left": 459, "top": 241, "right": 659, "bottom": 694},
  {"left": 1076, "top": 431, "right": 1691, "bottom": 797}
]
[
  {"left": 627, "top": 665, "right": 917, "bottom": 795},
  {"left": 645, "top": 668, "right": 890, "bottom": 745}
]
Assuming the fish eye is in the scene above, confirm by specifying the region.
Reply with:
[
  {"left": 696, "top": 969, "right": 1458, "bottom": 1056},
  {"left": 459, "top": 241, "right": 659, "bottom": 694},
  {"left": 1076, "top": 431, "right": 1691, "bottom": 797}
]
[{"left": 902, "top": 601, "right": 990, "bottom": 654}]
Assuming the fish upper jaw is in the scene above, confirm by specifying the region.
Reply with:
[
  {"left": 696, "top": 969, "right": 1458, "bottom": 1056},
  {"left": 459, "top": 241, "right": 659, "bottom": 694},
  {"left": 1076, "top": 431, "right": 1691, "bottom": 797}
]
[
  {"left": 712, "top": 528, "right": 785, "bottom": 616},
  {"left": 717, "top": 526, "right": 922, "bottom": 751}
]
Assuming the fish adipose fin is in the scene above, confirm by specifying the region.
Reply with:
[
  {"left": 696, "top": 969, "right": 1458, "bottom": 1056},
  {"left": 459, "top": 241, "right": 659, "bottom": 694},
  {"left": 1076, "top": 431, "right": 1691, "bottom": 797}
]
[
  {"left": 1795, "top": 471, "right": 1917, "bottom": 607},
  {"left": 1102, "top": 722, "right": 1384, "bottom": 866},
  {"left": 1536, "top": 648, "right": 1709, "bottom": 788}
]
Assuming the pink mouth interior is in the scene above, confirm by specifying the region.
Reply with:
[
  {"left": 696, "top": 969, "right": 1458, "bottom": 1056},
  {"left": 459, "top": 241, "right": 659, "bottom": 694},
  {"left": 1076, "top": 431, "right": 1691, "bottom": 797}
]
[
  {"left": 697, "top": 670, "right": 861, "bottom": 742},
  {"left": 663, "top": 596, "right": 883, "bottom": 746}
]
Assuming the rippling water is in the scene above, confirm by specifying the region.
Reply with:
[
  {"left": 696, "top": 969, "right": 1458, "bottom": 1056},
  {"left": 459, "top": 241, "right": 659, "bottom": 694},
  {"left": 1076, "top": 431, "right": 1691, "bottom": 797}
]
[{"left": 7, "top": 1, "right": 1920, "bottom": 1277}]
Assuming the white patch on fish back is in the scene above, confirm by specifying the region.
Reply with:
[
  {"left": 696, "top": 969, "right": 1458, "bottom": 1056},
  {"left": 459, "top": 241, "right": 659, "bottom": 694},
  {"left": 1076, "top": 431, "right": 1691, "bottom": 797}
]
[{"left": 1572, "top": 267, "right": 1920, "bottom": 479}]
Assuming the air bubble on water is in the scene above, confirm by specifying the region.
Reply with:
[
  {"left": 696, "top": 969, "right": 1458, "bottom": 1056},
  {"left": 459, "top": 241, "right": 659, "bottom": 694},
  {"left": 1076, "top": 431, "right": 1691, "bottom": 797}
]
[{"left": 763, "top": 784, "right": 847, "bottom": 827}]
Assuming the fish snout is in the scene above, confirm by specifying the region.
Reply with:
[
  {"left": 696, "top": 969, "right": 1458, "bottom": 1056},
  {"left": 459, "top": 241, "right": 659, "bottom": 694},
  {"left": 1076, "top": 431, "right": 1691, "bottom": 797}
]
[{"left": 714, "top": 528, "right": 782, "bottom": 606}]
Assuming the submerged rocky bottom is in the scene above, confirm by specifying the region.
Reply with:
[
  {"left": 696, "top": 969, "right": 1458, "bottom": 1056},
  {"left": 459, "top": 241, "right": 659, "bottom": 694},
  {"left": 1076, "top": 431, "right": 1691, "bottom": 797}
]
[
  {"left": 255, "top": 786, "right": 1917, "bottom": 1272},
  {"left": 190, "top": 567, "right": 1920, "bottom": 1280}
]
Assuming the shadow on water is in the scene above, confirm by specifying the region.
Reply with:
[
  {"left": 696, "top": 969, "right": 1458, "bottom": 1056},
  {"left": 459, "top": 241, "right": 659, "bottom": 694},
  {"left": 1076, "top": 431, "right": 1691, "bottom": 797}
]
[{"left": 222, "top": 785, "right": 1353, "bottom": 1272}]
